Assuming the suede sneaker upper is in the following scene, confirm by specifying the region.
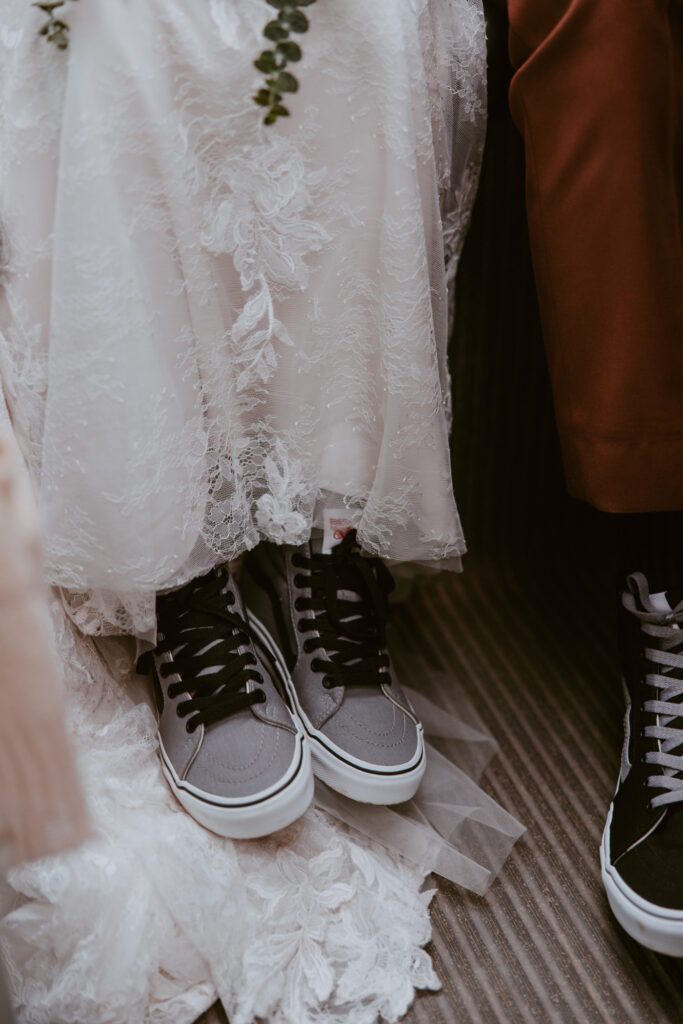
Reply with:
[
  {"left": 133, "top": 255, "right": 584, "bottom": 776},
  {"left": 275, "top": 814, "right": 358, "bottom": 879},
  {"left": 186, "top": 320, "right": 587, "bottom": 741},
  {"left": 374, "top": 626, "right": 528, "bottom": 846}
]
[
  {"left": 137, "top": 566, "right": 313, "bottom": 839},
  {"left": 242, "top": 531, "right": 425, "bottom": 805}
]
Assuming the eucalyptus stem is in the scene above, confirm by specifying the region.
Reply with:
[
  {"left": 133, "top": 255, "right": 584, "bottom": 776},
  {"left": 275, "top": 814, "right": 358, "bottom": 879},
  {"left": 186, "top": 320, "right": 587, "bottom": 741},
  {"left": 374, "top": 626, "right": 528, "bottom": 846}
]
[
  {"left": 33, "top": 0, "right": 79, "bottom": 50},
  {"left": 253, "top": 0, "right": 318, "bottom": 126},
  {"left": 34, "top": 0, "right": 317, "bottom": 124}
]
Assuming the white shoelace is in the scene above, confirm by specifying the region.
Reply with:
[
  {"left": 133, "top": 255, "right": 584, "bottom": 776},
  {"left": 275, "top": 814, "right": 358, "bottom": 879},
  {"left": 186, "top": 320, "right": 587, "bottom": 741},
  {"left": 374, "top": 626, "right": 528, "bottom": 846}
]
[{"left": 624, "top": 573, "right": 683, "bottom": 808}]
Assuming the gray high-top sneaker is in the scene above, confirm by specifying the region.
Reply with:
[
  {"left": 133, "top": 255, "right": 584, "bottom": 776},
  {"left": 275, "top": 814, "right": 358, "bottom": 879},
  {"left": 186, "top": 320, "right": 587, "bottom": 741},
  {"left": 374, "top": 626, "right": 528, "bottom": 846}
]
[
  {"left": 137, "top": 566, "right": 313, "bottom": 839},
  {"left": 241, "top": 531, "right": 426, "bottom": 804}
]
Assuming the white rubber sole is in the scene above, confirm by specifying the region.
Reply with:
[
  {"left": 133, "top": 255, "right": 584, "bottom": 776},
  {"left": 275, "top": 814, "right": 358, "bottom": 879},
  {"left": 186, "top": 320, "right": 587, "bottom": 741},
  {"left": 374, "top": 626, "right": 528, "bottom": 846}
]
[
  {"left": 601, "top": 804, "right": 683, "bottom": 956},
  {"left": 159, "top": 734, "right": 314, "bottom": 840},
  {"left": 248, "top": 612, "right": 426, "bottom": 805}
]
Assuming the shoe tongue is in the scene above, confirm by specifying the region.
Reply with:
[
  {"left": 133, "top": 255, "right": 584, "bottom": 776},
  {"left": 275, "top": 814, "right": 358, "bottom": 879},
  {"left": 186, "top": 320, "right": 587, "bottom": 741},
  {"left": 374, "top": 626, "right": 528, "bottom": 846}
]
[
  {"left": 650, "top": 589, "right": 683, "bottom": 614},
  {"left": 651, "top": 591, "right": 674, "bottom": 614},
  {"left": 320, "top": 509, "right": 355, "bottom": 555},
  {"left": 309, "top": 530, "right": 325, "bottom": 556},
  {"left": 651, "top": 591, "right": 681, "bottom": 642},
  {"left": 309, "top": 528, "right": 364, "bottom": 612}
]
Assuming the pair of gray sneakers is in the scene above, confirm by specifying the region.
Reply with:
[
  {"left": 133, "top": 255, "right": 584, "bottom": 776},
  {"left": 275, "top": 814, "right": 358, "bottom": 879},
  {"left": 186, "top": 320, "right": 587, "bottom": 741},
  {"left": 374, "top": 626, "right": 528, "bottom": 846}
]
[{"left": 138, "top": 531, "right": 425, "bottom": 839}]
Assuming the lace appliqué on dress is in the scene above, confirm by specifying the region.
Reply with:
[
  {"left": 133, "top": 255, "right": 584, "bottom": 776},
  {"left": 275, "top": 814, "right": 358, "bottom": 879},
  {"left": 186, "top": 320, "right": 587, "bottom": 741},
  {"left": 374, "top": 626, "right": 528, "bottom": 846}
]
[
  {"left": 0, "top": 0, "right": 487, "bottom": 637},
  {"left": 0, "top": 599, "right": 523, "bottom": 1024}
]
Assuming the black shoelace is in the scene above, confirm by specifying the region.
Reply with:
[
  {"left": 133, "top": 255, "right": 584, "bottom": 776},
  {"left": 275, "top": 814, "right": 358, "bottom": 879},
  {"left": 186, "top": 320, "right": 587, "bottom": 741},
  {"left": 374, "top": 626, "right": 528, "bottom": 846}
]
[
  {"left": 154, "top": 570, "right": 266, "bottom": 733},
  {"left": 292, "top": 530, "right": 395, "bottom": 689},
  {"left": 624, "top": 573, "right": 683, "bottom": 808}
]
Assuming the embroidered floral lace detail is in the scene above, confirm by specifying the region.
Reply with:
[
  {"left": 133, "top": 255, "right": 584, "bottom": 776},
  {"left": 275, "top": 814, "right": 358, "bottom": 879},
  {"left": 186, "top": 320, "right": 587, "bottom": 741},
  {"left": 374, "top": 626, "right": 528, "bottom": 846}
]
[
  {"left": 0, "top": 597, "right": 441, "bottom": 1024},
  {"left": 0, "top": 591, "right": 524, "bottom": 1024},
  {"left": 0, "top": 0, "right": 486, "bottom": 638}
]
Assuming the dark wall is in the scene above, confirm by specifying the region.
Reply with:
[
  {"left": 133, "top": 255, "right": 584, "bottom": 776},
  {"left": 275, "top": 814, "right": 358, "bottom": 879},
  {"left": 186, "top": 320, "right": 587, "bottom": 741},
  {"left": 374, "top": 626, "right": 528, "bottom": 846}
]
[{"left": 449, "top": 4, "right": 610, "bottom": 581}]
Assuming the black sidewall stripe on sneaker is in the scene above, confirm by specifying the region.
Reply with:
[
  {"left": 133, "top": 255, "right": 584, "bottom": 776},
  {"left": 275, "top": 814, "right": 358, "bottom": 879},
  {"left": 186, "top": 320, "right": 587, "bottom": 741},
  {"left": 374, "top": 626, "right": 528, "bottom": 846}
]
[
  {"left": 303, "top": 721, "right": 425, "bottom": 776},
  {"left": 159, "top": 736, "right": 307, "bottom": 809}
]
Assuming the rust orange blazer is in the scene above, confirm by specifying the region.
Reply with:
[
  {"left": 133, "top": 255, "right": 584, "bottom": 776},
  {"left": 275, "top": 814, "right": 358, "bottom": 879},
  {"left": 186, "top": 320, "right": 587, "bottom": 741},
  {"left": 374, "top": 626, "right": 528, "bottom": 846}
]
[{"left": 507, "top": 0, "right": 683, "bottom": 513}]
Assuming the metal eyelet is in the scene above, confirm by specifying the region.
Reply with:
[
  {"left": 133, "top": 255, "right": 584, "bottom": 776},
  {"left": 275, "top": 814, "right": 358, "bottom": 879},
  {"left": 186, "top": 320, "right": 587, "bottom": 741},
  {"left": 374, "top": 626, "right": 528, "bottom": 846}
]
[{"left": 322, "top": 677, "right": 333, "bottom": 689}]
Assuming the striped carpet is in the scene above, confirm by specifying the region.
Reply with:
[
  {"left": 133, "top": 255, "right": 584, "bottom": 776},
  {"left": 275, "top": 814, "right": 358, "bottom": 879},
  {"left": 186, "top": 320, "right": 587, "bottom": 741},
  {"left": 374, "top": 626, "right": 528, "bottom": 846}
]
[
  {"left": 196, "top": 7, "right": 683, "bottom": 1020},
  {"left": 196, "top": 560, "right": 683, "bottom": 1024},
  {"left": 397, "top": 564, "right": 683, "bottom": 1024}
]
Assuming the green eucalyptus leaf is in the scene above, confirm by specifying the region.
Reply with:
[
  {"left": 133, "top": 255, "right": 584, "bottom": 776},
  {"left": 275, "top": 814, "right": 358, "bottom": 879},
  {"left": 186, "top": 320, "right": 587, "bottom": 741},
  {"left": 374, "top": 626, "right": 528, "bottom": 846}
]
[
  {"left": 264, "top": 21, "right": 289, "bottom": 42},
  {"left": 35, "top": 0, "right": 78, "bottom": 50},
  {"left": 274, "top": 71, "right": 299, "bottom": 93},
  {"left": 276, "top": 41, "right": 302, "bottom": 62},
  {"left": 283, "top": 10, "right": 308, "bottom": 32},
  {"left": 254, "top": 51, "right": 277, "bottom": 73},
  {"left": 255, "top": 0, "right": 317, "bottom": 126}
]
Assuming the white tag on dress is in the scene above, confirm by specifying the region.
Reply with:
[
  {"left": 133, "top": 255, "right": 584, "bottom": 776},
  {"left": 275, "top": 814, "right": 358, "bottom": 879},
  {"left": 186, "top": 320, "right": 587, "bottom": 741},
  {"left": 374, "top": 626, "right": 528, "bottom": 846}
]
[{"left": 322, "top": 509, "right": 355, "bottom": 554}]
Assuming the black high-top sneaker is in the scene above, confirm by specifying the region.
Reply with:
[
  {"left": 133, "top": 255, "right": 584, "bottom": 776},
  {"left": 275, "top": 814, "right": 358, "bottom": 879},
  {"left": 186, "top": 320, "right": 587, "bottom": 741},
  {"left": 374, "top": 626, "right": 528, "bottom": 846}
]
[{"left": 600, "top": 573, "right": 683, "bottom": 954}]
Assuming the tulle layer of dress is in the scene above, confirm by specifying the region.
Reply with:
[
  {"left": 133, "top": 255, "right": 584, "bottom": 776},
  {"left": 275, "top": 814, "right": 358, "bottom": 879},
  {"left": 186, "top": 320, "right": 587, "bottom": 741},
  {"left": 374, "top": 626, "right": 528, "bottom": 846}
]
[
  {"left": 0, "top": 591, "right": 523, "bottom": 1024},
  {"left": 0, "top": 0, "right": 486, "bottom": 638}
]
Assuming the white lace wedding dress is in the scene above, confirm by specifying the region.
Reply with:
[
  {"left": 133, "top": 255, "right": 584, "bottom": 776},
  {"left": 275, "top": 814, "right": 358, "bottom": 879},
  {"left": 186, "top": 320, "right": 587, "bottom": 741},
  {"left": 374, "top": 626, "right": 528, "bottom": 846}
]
[{"left": 0, "top": 3, "right": 524, "bottom": 1023}]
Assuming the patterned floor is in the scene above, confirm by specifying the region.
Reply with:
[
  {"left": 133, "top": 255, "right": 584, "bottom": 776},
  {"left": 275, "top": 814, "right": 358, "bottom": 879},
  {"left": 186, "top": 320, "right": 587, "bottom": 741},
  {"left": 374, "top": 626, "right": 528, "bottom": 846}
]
[
  {"left": 401, "top": 564, "right": 683, "bottom": 1024},
  {"left": 196, "top": 557, "right": 683, "bottom": 1024}
]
